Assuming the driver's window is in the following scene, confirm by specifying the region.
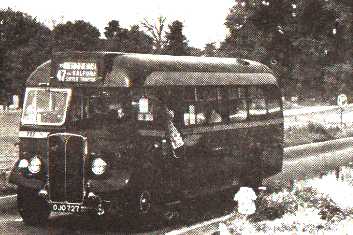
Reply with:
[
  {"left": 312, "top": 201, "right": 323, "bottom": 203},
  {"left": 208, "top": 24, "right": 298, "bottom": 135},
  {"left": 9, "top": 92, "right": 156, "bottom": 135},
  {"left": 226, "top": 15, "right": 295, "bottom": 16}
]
[
  {"left": 23, "top": 91, "right": 36, "bottom": 117},
  {"left": 70, "top": 92, "right": 83, "bottom": 122}
]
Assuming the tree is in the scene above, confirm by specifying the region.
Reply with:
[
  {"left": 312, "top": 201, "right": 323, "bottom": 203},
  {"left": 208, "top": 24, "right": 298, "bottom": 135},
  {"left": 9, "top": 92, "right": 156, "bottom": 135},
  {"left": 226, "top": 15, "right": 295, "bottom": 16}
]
[
  {"left": 124, "top": 25, "right": 153, "bottom": 53},
  {"left": 104, "top": 20, "right": 124, "bottom": 39},
  {"left": 3, "top": 26, "right": 51, "bottom": 98},
  {"left": 164, "top": 20, "right": 188, "bottom": 56},
  {"left": 52, "top": 20, "right": 100, "bottom": 52},
  {"left": 0, "top": 8, "right": 51, "bottom": 104},
  {"left": 102, "top": 20, "right": 153, "bottom": 53},
  {"left": 141, "top": 16, "right": 167, "bottom": 54},
  {"left": 103, "top": 20, "right": 128, "bottom": 51},
  {"left": 187, "top": 46, "right": 203, "bottom": 56},
  {"left": 203, "top": 42, "right": 216, "bottom": 57},
  {"left": 222, "top": 0, "right": 352, "bottom": 99}
]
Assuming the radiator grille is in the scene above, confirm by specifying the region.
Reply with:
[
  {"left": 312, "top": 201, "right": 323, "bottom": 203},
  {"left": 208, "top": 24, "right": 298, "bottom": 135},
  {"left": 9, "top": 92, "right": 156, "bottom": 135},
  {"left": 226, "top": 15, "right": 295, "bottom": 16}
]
[{"left": 48, "top": 134, "right": 85, "bottom": 203}]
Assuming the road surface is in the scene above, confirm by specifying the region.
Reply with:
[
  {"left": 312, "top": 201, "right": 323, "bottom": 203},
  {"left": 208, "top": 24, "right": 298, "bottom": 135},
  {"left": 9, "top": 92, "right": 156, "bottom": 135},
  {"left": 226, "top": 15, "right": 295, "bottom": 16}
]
[
  {"left": 0, "top": 194, "right": 237, "bottom": 235},
  {"left": 1, "top": 144, "right": 353, "bottom": 235}
]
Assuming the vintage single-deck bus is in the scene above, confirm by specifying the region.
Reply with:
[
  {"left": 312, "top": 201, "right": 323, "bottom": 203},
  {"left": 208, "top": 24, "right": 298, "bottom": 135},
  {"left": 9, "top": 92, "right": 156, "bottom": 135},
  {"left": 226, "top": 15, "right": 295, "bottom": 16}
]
[{"left": 9, "top": 51, "right": 283, "bottom": 225}]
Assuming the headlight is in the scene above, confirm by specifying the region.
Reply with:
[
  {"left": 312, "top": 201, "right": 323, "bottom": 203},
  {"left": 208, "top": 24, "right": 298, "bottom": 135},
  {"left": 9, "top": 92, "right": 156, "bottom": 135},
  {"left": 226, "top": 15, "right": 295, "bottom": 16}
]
[
  {"left": 91, "top": 158, "right": 107, "bottom": 175},
  {"left": 28, "top": 156, "right": 41, "bottom": 174},
  {"left": 18, "top": 159, "right": 29, "bottom": 168}
]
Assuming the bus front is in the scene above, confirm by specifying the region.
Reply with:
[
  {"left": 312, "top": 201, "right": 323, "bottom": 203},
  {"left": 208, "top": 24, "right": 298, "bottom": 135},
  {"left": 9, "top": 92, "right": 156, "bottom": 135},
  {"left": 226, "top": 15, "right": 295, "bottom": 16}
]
[{"left": 9, "top": 54, "right": 132, "bottom": 225}]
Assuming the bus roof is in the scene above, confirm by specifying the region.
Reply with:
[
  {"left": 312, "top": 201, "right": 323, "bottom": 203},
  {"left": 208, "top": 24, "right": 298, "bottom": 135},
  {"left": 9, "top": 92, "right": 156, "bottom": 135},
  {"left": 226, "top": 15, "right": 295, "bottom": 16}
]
[{"left": 26, "top": 52, "right": 278, "bottom": 87}]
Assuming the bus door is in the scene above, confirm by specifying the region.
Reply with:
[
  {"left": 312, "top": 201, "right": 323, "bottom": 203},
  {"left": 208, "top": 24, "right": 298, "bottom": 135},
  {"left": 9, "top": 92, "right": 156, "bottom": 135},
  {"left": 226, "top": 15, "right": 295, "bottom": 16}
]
[
  {"left": 135, "top": 92, "right": 186, "bottom": 198},
  {"left": 177, "top": 87, "right": 229, "bottom": 196}
]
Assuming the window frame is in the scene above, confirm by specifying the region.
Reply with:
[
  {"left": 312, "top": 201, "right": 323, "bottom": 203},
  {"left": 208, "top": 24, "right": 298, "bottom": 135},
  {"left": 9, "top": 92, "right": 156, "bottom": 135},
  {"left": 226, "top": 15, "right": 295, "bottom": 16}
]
[
  {"left": 160, "top": 83, "right": 283, "bottom": 129},
  {"left": 247, "top": 85, "right": 283, "bottom": 120}
]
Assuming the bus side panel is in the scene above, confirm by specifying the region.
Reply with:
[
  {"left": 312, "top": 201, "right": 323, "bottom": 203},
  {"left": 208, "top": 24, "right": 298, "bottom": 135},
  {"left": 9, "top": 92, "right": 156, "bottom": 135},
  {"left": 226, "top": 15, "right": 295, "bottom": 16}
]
[
  {"left": 228, "top": 124, "right": 257, "bottom": 185},
  {"left": 256, "top": 122, "right": 284, "bottom": 177},
  {"left": 228, "top": 120, "right": 283, "bottom": 184}
]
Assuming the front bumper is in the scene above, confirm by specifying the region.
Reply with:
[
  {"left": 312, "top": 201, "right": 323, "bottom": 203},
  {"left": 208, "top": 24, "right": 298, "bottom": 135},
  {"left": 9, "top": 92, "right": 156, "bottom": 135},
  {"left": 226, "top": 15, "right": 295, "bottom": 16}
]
[
  {"left": 43, "top": 190, "right": 112, "bottom": 215},
  {"left": 48, "top": 198, "right": 111, "bottom": 215}
]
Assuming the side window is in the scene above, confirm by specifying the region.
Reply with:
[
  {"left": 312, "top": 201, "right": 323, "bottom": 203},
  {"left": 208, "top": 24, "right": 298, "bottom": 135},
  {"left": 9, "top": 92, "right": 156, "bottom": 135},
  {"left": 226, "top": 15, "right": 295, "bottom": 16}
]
[
  {"left": 228, "top": 87, "right": 248, "bottom": 122},
  {"left": 248, "top": 86, "right": 267, "bottom": 117},
  {"left": 134, "top": 90, "right": 165, "bottom": 129},
  {"left": 88, "top": 90, "right": 128, "bottom": 121},
  {"left": 264, "top": 86, "right": 282, "bottom": 115},
  {"left": 183, "top": 87, "right": 223, "bottom": 127},
  {"left": 183, "top": 88, "right": 208, "bottom": 126},
  {"left": 197, "top": 87, "right": 222, "bottom": 124},
  {"left": 164, "top": 87, "right": 185, "bottom": 129},
  {"left": 137, "top": 96, "right": 154, "bottom": 122},
  {"left": 184, "top": 104, "right": 195, "bottom": 126}
]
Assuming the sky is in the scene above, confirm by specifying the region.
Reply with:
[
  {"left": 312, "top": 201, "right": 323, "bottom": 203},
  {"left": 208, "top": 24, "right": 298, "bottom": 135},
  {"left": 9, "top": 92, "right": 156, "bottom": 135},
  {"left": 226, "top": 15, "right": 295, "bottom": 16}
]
[{"left": 0, "top": 0, "right": 235, "bottom": 49}]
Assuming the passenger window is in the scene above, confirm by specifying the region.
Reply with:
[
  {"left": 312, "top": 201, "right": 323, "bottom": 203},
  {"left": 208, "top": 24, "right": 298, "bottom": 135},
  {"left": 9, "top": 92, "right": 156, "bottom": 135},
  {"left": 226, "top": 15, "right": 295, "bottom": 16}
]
[
  {"left": 228, "top": 87, "right": 248, "bottom": 122},
  {"left": 229, "top": 99, "right": 248, "bottom": 121},
  {"left": 184, "top": 104, "right": 196, "bottom": 126},
  {"left": 183, "top": 87, "right": 196, "bottom": 101},
  {"left": 264, "top": 86, "right": 282, "bottom": 115},
  {"left": 134, "top": 91, "right": 165, "bottom": 129},
  {"left": 88, "top": 90, "right": 129, "bottom": 121},
  {"left": 267, "top": 99, "right": 281, "bottom": 114},
  {"left": 197, "top": 87, "right": 221, "bottom": 124},
  {"left": 182, "top": 87, "right": 223, "bottom": 127},
  {"left": 137, "top": 96, "right": 154, "bottom": 121},
  {"left": 208, "top": 109, "right": 222, "bottom": 123},
  {"left": 198, "top": 87, "right": 218, "bottom": 101},
  {"left": 183, "top": 104, "right": 208, "bottom": 126},
  {"left": 248, "top": 87, "right": 267, "bottom": 116}
]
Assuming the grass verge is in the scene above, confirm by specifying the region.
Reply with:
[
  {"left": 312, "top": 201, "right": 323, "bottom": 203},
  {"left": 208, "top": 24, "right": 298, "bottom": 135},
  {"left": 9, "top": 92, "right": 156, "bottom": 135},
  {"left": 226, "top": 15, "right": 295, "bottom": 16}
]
[{"left": 223, "top": 167, "right": 353, "bottom": 234}]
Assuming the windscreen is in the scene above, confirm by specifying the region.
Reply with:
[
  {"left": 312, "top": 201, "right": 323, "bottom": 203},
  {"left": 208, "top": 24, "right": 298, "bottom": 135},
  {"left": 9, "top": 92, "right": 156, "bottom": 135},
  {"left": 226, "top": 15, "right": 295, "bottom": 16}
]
[{"left": 21, "top": 88, "right": 71, "bottom": 125}]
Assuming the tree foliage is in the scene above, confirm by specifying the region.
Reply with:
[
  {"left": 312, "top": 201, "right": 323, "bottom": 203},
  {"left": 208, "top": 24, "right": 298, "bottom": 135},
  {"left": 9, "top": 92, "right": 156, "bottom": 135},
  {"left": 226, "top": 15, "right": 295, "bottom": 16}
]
[
  {"left": 203, "top": 42, "right": 217, "bottom": 57},
  {"left": 124, "top": 25, "right": 153, "bottom": 53},
  {"left": 52, "top": 20, "right": 100, "bottom": 52},
  {"left": 164, "top": 20, "right": 189, "bottom": 56},
  {"left": 0, "top": 8, "right": 51, "bottom": 103},
  {"left": 103, "top": 20, "right": 153, "bottom": 53},
  {"left": 222, "top": 0, "right": 352, "bottom": 99}
]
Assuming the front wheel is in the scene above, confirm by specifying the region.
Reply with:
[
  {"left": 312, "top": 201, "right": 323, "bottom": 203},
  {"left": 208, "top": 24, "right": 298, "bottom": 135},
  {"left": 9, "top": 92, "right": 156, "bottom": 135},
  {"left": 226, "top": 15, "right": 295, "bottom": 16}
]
[{"left": 17, "top": 187, "right": 50, "bottom": 225}]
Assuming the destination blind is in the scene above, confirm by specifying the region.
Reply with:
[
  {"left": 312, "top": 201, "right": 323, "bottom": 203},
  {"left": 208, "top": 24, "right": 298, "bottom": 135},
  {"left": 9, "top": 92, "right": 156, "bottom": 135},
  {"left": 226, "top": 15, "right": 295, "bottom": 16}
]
[{"left": 56, "top": 62, "right": 100, "bottom": 82}]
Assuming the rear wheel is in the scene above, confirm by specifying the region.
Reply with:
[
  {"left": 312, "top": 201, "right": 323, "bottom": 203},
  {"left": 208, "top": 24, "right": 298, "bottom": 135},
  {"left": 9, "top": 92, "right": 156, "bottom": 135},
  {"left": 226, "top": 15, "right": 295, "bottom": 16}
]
[
  {"left": 138, "top": 190, "right": 152, "bottom": 214},
  {"left": 17, "top": 187, "right": 50, "bottom": 225},
  {"left": 129, "top": 188, "right": 163, "bottom": 227}
]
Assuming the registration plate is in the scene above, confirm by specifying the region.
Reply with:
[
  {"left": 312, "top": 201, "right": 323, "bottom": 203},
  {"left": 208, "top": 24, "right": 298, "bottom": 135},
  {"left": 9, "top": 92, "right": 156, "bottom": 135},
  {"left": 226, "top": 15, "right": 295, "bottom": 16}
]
[{"left": 51, "top": 203, "right": 82, "bottom": 213}]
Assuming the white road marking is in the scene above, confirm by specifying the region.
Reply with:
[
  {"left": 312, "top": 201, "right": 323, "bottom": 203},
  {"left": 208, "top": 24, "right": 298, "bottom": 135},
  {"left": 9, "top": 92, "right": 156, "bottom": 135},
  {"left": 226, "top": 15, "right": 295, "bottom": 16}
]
[
  {"left": 0, "top": 194, "right": 16, "bottom": 200},
  {"left": 166, "top": 213, "right": 234, "bottom": 235}
]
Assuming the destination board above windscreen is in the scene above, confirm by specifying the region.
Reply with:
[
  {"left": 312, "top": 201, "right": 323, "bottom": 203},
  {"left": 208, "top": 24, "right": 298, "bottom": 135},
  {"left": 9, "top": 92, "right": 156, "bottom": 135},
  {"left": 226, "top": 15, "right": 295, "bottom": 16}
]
[{"left": 56, "top": 61, "right": 101, "bottom": 82}]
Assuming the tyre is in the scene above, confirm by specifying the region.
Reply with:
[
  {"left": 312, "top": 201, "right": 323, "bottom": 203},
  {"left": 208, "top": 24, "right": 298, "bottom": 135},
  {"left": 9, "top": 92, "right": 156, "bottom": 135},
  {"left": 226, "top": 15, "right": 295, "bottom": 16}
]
[
  {"left": 17, "top": 187, "right": 50, "bottom": 225},
  {"left": 138, "top": 190, "right": 152, "bottom": 215}
]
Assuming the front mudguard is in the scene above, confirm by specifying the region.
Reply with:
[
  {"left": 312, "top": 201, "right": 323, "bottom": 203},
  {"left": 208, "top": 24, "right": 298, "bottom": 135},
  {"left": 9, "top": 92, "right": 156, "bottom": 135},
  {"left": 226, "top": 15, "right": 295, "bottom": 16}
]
[
  {"left": 8, "top": 161, "right": 45, "bottom": 190},
  {"left": 9, "top": 160, "right": 134, "bottom": 194},
  {"left": 88, "top": 169, "right": 132, "bottom": 193}
]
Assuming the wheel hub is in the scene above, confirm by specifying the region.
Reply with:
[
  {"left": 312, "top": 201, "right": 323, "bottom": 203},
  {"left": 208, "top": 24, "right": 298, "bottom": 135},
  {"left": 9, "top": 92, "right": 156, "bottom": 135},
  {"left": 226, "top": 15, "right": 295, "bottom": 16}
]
[{"left": 139, "top": 191, "right": 151, "bottom": 214}]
